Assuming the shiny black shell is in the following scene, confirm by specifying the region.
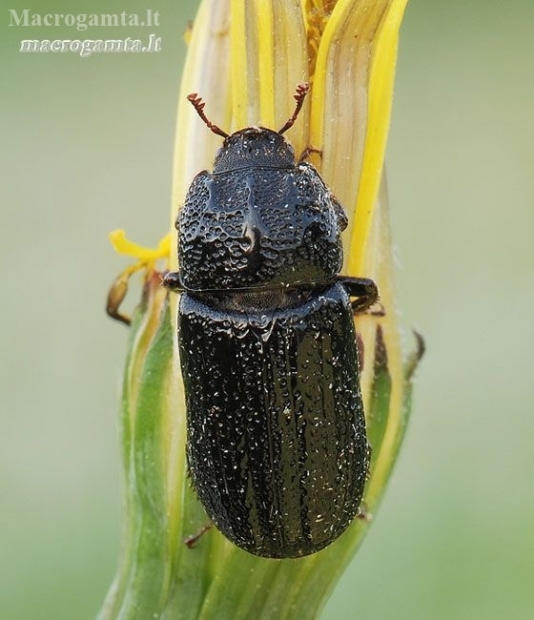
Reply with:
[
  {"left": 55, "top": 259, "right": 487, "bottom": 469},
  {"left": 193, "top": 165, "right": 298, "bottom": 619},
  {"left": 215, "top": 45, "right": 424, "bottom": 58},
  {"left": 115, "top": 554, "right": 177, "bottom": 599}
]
[{"left": 176, "top": 127, "right": 369, "bottom": 558}]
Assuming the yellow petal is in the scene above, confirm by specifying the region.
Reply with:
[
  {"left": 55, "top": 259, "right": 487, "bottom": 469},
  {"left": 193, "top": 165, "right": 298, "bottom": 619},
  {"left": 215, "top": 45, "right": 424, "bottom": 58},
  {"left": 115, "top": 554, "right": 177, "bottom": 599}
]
[
  {"left": 309, "top": 0, "right": 409, "bottom": 275},
  {"left": 109, "top": 229, "right": 170, "bottom": 264},
  {"left": 350, "top": 0, "right": 408, "bottom": 274}
]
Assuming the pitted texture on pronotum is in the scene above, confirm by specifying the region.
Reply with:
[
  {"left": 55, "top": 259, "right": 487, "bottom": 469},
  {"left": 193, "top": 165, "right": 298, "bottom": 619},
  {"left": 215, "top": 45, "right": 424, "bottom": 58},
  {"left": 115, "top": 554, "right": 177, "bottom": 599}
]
[
  {"left": 179, "top": 283, "right": 368, "bottom": 558},
  {"left": 178, "top": 128, "right": 347, "bottom": 292}
]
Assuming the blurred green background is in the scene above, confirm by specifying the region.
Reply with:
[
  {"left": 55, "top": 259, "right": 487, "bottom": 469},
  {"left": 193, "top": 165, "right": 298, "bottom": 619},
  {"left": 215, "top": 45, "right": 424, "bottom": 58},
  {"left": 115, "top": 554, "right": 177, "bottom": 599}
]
[{"left": 1, "top": 0, "right": 533, "bottom": 618}]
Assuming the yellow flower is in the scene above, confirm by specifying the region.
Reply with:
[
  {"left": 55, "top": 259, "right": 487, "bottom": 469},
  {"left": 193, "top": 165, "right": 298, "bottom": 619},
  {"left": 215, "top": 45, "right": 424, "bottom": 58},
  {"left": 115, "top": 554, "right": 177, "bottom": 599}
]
[{"left": 100, "top": 1, "right": 421, "bottom": 618}]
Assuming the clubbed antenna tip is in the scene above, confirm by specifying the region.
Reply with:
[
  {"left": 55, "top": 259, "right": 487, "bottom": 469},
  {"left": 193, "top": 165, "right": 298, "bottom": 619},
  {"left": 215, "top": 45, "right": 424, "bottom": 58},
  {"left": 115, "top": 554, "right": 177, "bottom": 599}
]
[
  {"left": 187, "top": 93, "right": 229, "bottom": 138},
  {"left": 278, "top": 83, "right": 310, "bottom": 135}
]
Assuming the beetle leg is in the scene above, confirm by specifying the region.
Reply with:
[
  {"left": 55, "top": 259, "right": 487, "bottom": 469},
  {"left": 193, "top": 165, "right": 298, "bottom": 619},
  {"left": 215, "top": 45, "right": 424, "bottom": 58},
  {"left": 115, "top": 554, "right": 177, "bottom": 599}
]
[
  {"left": 298, "top": 146, "right": 322, "bottom": 162},
  {"left": 366, "top": 442, "right": 373, "bottom": 480},
  {"left": 404, "top": 330, "right": 426, "bottom": 381},
  {"left": 184, "top": 523, "right": 212, "bottom": 548},
  {"left": 337, "top": 276, "right": 381, "bottom": 315},
  {"left": 356, "top": 503, "right": 373, "bottom": 522},
  {"left": 162, "top": 270, "right": 184, "bottom": 292}
]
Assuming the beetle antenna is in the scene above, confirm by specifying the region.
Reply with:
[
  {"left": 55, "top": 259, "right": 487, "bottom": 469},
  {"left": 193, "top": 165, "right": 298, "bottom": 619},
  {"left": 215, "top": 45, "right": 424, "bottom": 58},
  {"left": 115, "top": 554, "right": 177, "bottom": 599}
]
[
  {"left": 278, "top": 83, "right": 310, "bottom": 135},
  {"left": 187, "top": 93, "right": 229, "bottom": 138}
]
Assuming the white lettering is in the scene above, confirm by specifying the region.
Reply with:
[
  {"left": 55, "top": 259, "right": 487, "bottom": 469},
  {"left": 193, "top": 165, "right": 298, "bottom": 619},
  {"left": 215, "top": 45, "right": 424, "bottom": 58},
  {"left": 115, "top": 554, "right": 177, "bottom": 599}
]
[
  {"left": 147, "top": 34, "right": 162, "bottom": 52},
  {"left": 129, "top": 39, "right": 142, "bottom": 52},
  {"left": 20, "top": 39, "right": 39, "bottom": 52},
  {"left": 104, "top": 39, "right": 123, "bottom": 52},
  {"left": 80, "top": 40, "right": 94, "bottom": 57},
  {"left": 9, "top": 9, "right": 29, "bottom": 26},
  {"left": 101, "top": 14, "right": 119, "bottom": 27},
  {"left": 76, "top": 15, "right": 87, "bottom": 32},
  {"left": 18, "top": 35, "right": 163, "bottom": 55}
]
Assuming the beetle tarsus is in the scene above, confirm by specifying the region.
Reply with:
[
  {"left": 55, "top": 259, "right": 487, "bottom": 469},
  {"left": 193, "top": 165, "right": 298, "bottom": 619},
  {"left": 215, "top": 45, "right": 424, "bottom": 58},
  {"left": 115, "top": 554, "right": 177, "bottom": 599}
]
[
  {"left": 404, "top": 330, "right": 426, "bottom": 381},
  {"left": 184, "top": 523, "right": 212, "bottom": 549},
  {"left": 298, "top": 146, "right": 322, "bottom": 162},
  {"left": 337, "top": 276, "right": 380, "bottom": 315},
  {"left": 365, "top": 443, "right": 373, "bottom": 480},
  {"left": 356, "top": 504, "right": 373, "bottom": 522}
]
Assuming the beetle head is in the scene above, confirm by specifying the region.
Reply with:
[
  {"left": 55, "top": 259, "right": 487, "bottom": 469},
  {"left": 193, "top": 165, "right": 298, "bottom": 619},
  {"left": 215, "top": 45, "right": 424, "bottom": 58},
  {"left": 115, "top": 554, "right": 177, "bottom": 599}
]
[{"left": 213, "top": 127, "right": 295, "bottom": 173}]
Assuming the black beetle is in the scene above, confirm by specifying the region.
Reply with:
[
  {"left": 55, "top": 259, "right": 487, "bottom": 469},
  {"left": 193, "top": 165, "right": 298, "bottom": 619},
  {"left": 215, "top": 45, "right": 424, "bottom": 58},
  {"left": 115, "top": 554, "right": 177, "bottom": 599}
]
[{"left": 163, "top": 84, "right": 379, "bottom": 558}]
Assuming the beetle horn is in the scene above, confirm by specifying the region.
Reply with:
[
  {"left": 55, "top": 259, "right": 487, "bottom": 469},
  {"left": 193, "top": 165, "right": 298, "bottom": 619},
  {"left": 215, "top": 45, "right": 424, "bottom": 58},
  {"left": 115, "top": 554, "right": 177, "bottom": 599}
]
[
  {"left": 277, "top": 83, "right": 310, "bottom": 135},
  {"left": 187, "top": 93, "right": 229, "bottom": 138}
]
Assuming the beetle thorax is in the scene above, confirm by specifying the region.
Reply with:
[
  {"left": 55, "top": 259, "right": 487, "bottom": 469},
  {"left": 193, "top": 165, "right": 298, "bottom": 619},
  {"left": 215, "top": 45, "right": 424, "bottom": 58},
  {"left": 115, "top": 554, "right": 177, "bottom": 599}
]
[
  {"left": 178, "top": 158, "right": 346, "bottom": 293},
  {"left": 213, "top": 128, "right": 295, "bottom": 173}
]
